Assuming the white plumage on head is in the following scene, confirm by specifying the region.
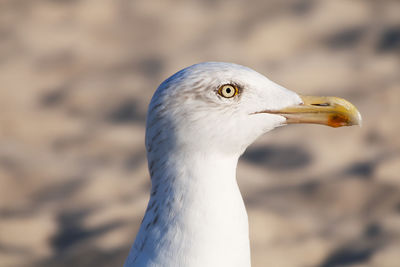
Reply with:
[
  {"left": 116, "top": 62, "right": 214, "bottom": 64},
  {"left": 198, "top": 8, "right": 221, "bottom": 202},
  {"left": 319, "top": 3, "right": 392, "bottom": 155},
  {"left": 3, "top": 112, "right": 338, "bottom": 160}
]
[{"left": 146, "top": 62, "right": 301, "bottom": 156}]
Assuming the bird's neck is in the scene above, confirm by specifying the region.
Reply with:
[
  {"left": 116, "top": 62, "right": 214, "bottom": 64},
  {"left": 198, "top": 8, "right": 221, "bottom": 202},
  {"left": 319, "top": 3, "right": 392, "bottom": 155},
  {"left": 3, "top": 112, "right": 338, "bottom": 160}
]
[{"left": 127, "top": 149, "right": 251, "bottom": 267}]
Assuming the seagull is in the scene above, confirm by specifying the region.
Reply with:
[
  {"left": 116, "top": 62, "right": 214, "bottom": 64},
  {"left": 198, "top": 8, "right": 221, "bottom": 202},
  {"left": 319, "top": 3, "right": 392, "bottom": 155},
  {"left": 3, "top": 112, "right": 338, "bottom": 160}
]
[{"left": 123, "top": 62, "right": 361, "bottom": 267}]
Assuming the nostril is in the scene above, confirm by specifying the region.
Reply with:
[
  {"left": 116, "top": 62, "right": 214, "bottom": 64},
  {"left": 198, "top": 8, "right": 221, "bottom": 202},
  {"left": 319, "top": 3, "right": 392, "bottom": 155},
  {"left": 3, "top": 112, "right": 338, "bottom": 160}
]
[{"left": 311, "top": 103, "right": 330, "bottom": 107}]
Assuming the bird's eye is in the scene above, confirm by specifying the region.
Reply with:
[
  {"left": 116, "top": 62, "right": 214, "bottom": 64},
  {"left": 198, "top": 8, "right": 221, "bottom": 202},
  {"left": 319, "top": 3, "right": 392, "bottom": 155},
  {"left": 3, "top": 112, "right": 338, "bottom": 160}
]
[{"left": 218, "top": 84, "right": 238, "bottom": 98}]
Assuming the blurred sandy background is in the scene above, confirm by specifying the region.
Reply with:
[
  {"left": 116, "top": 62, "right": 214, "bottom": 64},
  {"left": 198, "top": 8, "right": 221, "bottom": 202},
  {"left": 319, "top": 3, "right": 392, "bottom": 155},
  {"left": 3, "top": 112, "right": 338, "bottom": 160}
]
[{"left": 1, "top": 0, "right": 400, "bottom": 266}]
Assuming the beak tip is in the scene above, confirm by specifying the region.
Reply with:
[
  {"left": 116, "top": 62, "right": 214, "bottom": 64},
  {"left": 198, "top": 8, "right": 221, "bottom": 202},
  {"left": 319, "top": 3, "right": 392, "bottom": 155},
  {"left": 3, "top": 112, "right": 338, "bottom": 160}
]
[
  {"left": 332, "top": 97, "right": 362, "bottom": 128},
  {"left": 348, "top": 104, "right": 362, "bottom": 127},
  {"left": 356, "top": 111, "right": 362, "bottom": 127}
]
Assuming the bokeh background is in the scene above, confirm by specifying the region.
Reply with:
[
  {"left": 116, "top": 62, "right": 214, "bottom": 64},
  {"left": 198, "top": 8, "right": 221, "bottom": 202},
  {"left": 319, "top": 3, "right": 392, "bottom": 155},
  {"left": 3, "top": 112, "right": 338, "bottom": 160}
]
[{"left": 1, "top": 0, "right": 400, "bottom": 266}]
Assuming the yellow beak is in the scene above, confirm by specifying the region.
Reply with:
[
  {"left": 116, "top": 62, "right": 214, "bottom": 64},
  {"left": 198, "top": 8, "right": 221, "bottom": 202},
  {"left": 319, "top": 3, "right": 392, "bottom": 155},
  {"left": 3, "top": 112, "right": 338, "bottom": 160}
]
[{"left": 267, "top": 95, "right": 362, "bottom": 128}]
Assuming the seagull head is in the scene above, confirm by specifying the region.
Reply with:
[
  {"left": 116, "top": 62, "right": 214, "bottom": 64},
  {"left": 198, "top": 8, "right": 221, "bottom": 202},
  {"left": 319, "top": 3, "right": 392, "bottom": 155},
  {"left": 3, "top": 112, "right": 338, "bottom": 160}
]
[{"left": 146, "top": 62, "right": 361, "bottom": 156}]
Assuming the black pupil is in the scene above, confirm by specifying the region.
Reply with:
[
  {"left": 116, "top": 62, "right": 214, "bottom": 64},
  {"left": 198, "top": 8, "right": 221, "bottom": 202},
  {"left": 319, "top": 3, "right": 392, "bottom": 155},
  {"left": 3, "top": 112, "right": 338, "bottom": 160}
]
[{"left": 225, "top": 88, "right": 231, "bottom": 94}]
